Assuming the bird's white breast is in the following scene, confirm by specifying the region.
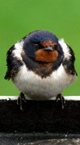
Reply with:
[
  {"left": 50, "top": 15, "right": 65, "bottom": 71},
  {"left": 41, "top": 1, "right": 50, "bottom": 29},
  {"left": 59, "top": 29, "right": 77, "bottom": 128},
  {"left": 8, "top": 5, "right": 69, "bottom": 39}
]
[{"left": 13, "top": 63, "right": 76, "bottom": 100}]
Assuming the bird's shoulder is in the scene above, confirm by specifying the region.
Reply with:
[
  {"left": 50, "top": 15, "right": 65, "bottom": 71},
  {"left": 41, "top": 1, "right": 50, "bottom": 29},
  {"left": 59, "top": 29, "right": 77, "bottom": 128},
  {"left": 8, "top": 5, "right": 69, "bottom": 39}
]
[
  {"left": 5, "top": 42, "right": 24, "bottom": 80},
  {"left": 59, "top": 39, "right": 77, "bottom": 75}
]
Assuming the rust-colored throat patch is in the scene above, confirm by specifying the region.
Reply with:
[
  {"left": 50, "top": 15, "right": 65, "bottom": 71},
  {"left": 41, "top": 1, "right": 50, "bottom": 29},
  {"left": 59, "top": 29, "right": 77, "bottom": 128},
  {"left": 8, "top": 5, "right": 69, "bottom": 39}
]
[{"left": 35, "top": 49, "right": 58, "bottom": 63}]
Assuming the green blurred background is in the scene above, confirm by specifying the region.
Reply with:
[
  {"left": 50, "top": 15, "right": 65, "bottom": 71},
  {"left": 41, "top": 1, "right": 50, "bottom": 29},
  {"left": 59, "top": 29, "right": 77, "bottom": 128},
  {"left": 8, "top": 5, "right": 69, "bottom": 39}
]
[{"left": 0, "top": 0, "right": 80, "bottom": 96}]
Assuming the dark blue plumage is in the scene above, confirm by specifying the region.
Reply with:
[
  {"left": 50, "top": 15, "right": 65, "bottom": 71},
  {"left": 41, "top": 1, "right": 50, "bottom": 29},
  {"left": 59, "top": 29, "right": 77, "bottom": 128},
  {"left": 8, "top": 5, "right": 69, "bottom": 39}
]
[{"left": 24, "top": 30, "right": 58, "bottom": 43}]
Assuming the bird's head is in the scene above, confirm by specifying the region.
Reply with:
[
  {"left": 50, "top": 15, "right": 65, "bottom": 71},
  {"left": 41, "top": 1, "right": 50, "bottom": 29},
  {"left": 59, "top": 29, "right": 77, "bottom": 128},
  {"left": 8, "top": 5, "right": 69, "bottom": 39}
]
[
  {"left": 23, "top": 30, "right": 63, "bottom": 63},
  {"left": 35, "top": 40, "right": 58, "bottom": 62}
]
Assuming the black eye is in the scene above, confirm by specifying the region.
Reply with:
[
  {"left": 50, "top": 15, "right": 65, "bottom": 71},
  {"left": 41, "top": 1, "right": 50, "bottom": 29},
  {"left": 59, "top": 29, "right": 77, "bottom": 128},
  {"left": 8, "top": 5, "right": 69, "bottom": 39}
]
[
  {"left": 34, "top": 43, "right": 40, "bottom": 49},
  {"left": 34, "top": 43, "right": 38, "bottom": 47}
]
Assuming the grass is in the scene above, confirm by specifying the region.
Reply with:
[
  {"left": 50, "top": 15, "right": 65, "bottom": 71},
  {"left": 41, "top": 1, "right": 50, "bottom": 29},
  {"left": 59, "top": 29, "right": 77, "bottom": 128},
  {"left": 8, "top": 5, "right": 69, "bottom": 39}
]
[{"left": 0, "top": 0, "right": 80, "bottom": 96}]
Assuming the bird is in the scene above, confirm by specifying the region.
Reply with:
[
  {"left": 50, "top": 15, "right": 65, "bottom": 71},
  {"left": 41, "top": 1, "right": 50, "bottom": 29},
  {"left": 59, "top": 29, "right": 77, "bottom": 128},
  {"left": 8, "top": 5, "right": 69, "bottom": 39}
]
[{"left": 5, "top": 30, "right": 77, "bottom": 110}]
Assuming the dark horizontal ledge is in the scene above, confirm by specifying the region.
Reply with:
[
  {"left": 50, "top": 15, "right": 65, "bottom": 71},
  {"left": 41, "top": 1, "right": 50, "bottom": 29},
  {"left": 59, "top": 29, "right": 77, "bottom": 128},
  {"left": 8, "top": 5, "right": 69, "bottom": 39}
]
[
  {"left": 1, "top": 133, "right": 80, "bottom": 139},
  {"left": 0, "top": 96, "right": 80, "bottom": 137},
  {"left": 0, "top": 133, "right": 80, "bottom": 145}
]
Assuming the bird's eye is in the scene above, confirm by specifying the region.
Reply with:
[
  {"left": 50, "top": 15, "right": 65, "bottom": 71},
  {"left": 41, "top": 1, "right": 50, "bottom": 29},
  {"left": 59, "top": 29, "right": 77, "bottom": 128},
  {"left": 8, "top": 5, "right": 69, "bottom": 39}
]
[
  {"left": 34, "top": 43, "right": 39, "bottom": 49},
  {"left": 34, "top": 43, "right": 38, "bottom": 47}
]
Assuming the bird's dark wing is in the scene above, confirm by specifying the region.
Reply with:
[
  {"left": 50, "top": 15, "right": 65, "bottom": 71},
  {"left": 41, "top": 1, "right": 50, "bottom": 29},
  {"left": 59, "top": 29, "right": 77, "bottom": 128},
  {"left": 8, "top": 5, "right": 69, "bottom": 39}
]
[
  {"left": 4, "top": 45, "right": 23, "bottom": 80},
  {"left": 62, "top": 45, "right": 77, "bottom": 75}
]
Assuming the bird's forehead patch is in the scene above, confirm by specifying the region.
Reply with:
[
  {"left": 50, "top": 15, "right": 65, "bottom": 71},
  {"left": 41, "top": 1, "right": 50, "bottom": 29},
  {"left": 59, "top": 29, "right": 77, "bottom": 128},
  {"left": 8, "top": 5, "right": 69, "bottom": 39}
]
[{"left": 40, "top": 40, "right": 57, "bottom": 48}]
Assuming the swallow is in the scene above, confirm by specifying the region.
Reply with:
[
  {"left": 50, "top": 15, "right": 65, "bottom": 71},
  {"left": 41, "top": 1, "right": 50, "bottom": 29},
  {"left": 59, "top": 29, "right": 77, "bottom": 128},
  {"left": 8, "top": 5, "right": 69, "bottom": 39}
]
[{"left": 5, "top": 30, "right": 77, "bottom": 110}]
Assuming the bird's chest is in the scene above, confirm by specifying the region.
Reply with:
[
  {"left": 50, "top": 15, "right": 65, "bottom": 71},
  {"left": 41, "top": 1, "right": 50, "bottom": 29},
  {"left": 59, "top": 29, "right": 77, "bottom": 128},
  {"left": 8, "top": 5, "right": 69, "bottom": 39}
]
[{"left": 13, "top": 64, "right": 76, "bottom": 100}]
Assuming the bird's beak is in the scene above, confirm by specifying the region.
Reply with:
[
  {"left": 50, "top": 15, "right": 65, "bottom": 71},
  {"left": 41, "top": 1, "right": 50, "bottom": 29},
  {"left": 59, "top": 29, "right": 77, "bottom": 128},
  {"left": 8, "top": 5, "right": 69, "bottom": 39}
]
[{"left": 43, "top": 46, "right": 53, "bottom": 51}]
